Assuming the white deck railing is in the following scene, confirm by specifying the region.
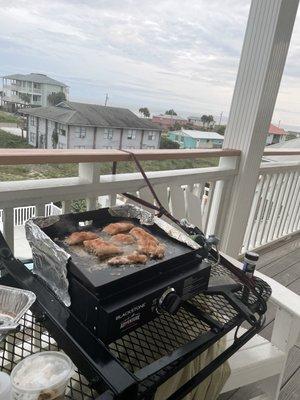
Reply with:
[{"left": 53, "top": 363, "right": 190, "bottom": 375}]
[
  {"left": 243, "top": 160, "right": 300, "bottom": 252},
  {"left": 0, "top": 148, "right": 299, "bottom": 256},
  {"left": 0, "top": 203, "right": 62, "bottom": 227}
]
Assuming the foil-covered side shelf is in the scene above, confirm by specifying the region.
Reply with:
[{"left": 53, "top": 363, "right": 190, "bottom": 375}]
[{"left": 25, "top": 219, "right": 71, "bottom": 306}]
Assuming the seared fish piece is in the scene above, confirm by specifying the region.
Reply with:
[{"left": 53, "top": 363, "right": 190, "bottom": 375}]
[
  {"left": 66, "top": 231, "right": 98, "bottom": 245},
  {"left": 110, "top": 233, "right": 135, "bottom": 245},
  {"left": 130, "top": 227, "right": 165, "bottom": 259},
  {"left": 103, "top": 221, "right": 134, "bottom": 235},
  {"left": 83, "top": 238, "right": 122, "bottom": 258},
  {"left": 108, "top": 251, "right": 148, "bottom": 266}
]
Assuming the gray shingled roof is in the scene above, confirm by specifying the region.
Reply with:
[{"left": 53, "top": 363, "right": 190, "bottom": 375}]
[
  {"left": 3, "top": 73, "right": 67, "bottom": 87},
  {"left": 21, "top": 101, "right": 161, "bottom": 130}
]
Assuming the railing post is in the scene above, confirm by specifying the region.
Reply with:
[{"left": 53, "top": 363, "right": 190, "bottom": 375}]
[
  {"left": 3, "top": 208, "right": 14, "bottom": 253},
  {"left": 213, "top": 0, "right": 299, "bottom": 257},
  {"left": 206, "top": 156, "right": 239, "bottom": 237},
  {"left": 79, "top": 163, "right": 101, "bottom": 211}
]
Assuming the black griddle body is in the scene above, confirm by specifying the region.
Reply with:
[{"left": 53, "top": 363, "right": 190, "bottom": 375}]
[
  {"left": 41, "top": 208, "right": 211, "bottom": 342},
  {"left": 69, "top": 256, "right": 211, "bottom": 343}
]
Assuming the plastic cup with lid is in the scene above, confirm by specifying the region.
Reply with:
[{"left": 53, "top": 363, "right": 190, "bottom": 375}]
[
  {"left": 11, "top": 351, "right": 74, "bottom": 400},
  {"left": 0, "top": 371, "right": 11, "bottom": 399}
]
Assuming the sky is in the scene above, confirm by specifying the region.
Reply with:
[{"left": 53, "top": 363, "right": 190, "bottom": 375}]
[{"left": 1, "top": 0, "right": 300, "bottom": 130}]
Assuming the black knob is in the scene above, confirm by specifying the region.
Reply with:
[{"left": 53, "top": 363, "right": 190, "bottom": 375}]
[
  {"left": 0, "top": 247, "right": 12, "bottom": 260},
  {"left": 159, "top": 289, "right": 182, "bottom": 315}
]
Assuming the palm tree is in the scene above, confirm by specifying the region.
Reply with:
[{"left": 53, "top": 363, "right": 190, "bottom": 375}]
[
  {"left": 139, "top": 107, "right": 150, "bottom": 118},
  {"left": 207, "top": 115, "right": 215, "bottom": 128},
  {"left": 201, "top": 115, "right": 208, "bottom": 126},
  {"left": 165, "top": 109, "right": 177, "bottom": 116}
]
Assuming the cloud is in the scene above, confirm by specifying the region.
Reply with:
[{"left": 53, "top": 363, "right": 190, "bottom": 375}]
[{"left": 0, "top": 0, "right": 299, "bottom": 127}]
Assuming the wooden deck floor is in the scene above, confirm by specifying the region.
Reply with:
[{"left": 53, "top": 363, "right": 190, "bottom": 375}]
[{"left": 219, "top": 233, "right": 300, "bottom": 400}]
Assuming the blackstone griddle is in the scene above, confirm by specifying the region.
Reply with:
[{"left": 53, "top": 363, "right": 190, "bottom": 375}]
[
  {"left": 0, "top": 221, "right": 272, "bottom": 400},
  {"left": 40, "top": 208, "right": 211, "bottom": 343}
]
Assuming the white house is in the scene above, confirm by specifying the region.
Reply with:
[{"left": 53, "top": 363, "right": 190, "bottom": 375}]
[
  {"left": 168, "top": 129, "right": 224, "bottom": 149},
  {"left": 22, "top": 101, "right": 161, "bottom": 150},
  {"left": 1, "top": 73, "right": 68, "bottom": 111}
]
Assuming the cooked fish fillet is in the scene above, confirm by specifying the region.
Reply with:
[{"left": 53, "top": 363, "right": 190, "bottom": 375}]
[
  {"left": 130, "top": 227, "right": 165, "bottom": 259},
  {"left": 66, "top": 231, "right": 98, "bottom": 245},
  {"left": 110, "top": 233, "right": 135, "bottom": 245},
  {"left": 130, "top": 227, "right": 159, "bottom": 244},
  {"left": 103, "top": 221, "right": 134, "bottom": 235},
  {"left": 83, "top": 238, "right": 122, "bottom": 258},
  {"left": 137, "top": 243, "right": 165, "bottom": 259},
  {"left": 108, "top": 251, "right": 148, "bottom": 266}
]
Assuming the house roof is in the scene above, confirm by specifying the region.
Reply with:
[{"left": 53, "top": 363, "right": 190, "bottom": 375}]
[
  {"left": 170, "top": 129, "right": 224, "bottom": 140},
  {"left": 3, "top": 73, "right": 67, "bottom": 87},
  {"left": 269, "top": 123, "right": 287, "bottom": 135},
  {"left": 21, "top": 101, "right": 161, "bottom": 130},
  {"left": 263, "top": 137, "right": 300, "bottom": 162}
]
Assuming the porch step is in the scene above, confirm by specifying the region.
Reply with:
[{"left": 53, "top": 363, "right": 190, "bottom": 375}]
[{"left": 221, "top": 328, "right": 285, "bottom": 393}]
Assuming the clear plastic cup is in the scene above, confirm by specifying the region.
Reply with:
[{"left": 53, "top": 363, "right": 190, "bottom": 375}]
[
  {"left": 11, "top": 351, "right": 74, "bottom": 400},
  {"left": 0, "top": 371, "right": 11, "bottom": 399}
]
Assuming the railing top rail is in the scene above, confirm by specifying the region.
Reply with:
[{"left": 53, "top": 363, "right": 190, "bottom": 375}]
[
  {"left": 0, "top": 148, "right": 241, "bottom": 165},
  {"left": 263, "top": 148, "right": 300, "bottom": 156}
]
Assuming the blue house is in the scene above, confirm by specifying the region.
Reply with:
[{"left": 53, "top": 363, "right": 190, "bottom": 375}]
[{"left": 168, "top": 129, "right": 224, "bottom": 149}]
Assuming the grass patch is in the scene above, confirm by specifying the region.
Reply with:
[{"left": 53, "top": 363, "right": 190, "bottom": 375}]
[
  {"left": 0, "top": 130, "right": 219, "bottom": 181},
  {"left": 0, "top": 111, "right": 20, "bottom": 124},
  {"left": 0, "top": 129, "right": 31, "bottom": 148},
  {"left": 0, "top": 158, "right": 219, "bottom": 182}
]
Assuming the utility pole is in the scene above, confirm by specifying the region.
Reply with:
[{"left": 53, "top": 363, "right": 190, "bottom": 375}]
[
  {"left": 278, "top": 120, "right": 281, "bottom": 128},
  {"left": 218, "top": 111, "right": 223, "bottom": 126},
  {"left": 104, "top": 93, "right": 109, "bottom": 106}
]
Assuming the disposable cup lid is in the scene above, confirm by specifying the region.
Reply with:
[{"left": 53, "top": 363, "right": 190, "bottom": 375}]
[{"left": 11, "top": 351, "right": 73, "bottom": 392}]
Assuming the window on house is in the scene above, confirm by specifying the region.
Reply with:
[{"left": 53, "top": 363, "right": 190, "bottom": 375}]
[
  {"left": 147, "top": 145, "right": 155, "bottom": 149},
  {"left": 148, "top": 132, "right": 156, "bottom": 141},
  {"left": 58, "top": 124, "right": 66, "bottom": 136},
  {"left": 74, "top": 145, "right": 86, "bottom": 149},
  {"left": 104, "top": 129, "right": 114, "bottom": 140},
  {"left": 126, "top": 145, "right": 136, "bottom": 149},
  {"left": 75, "top": 126, "right": 86, "bottom": 138},
  {"left": 127, "top": 130, "right": 136, "bottom": 140},
  {"left": 104, "top": 145, "right": 113, "bottom": 149},
  {"left": 30, "top": 132, "right": 36, "bottom": 143},
  {"left": 32, "top": 95, "right": 41, "bottom": 102},
  {"left": 30, "top": 116, "right": 35, "bottom": 126}
]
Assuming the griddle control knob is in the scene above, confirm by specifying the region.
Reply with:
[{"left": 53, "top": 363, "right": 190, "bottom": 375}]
[{"left": 158, "top": 288, "right": 182, "bottom": 315}]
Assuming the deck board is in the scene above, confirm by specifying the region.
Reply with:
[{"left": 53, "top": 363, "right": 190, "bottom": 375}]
[{"left": 219, "top": 233, "right": 300, "bottom": 399}]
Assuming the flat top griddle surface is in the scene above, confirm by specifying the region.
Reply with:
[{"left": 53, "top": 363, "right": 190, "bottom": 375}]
[{"left": 53, "top": 222, "right": 194, "bottom": 292}]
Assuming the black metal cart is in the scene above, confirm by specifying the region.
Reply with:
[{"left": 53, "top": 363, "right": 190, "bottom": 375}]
[{"left": 0, "top": 232, "right": 271, "bottom": 400}]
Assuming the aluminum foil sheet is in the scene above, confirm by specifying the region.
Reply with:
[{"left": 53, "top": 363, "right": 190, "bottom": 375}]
[
  {"left": 109, "top": 204, "right": 200, "bottom": 250},
  {"left": 25, "top": 219, "right": 71, "bottom": 306},
  {"left": 0, "top": 285, "right": 36, "bottom": 341}
]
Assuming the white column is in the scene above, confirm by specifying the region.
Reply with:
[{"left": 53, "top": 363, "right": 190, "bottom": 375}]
[
  {"left": 217, "top": 0, "right": 299, "bottom": 257},
  {"left": 78, "top": 163, "right": 101, "bottom": 211}
]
